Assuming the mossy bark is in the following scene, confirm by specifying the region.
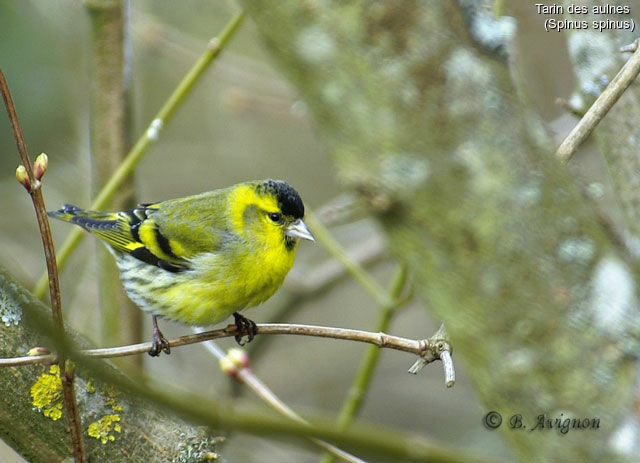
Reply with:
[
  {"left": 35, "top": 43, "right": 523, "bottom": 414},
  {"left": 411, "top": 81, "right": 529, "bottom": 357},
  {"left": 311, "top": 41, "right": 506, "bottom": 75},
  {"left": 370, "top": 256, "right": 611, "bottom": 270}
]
[
  {"left": 0, "top": 265, "right": 220, "bottom": 462},
  {"left": 241, "top": 0, "right": 640, "bottom": 461}
]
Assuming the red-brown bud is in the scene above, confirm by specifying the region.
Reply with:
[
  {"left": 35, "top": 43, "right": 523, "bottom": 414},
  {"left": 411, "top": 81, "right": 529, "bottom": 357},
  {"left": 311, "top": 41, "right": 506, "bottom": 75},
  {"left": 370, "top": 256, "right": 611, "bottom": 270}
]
[
  {"left": 227, "top": 348, "right": 250, "bottom": 369},
  {"left": 15, "top": 164, "right": 30, "bottom": 191},
  {"left": 33, "top": 153, "right": 48, "bottom": 180},
  {"left": 27, "top": 347, "right": 51, "bottom": 356}
]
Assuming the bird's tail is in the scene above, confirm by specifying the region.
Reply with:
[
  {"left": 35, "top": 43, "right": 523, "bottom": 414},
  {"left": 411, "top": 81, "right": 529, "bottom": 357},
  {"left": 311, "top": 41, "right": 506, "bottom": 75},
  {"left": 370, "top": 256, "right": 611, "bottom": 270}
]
[{"left": 48, "top": 204, "right": 119, "bottom": 230}]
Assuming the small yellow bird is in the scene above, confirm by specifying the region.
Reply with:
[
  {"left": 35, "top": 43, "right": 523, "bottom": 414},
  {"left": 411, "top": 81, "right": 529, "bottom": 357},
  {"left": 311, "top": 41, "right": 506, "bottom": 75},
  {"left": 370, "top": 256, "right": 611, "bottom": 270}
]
[{"left": 49, "top": 179, "right": 314, "bottom": 356}]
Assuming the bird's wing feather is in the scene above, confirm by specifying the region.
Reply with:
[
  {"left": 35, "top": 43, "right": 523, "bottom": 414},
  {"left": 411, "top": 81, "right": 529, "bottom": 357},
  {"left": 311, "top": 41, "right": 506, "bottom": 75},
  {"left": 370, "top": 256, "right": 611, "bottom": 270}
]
[
  {"left": 49, "top": 204, "right": 190, "bottom": 272},
  {"left": 149, "top": 191, "right": 237, "bottom": 257},
  {"left": 49, "top": 191, "right": 234, "bottom": 272}
]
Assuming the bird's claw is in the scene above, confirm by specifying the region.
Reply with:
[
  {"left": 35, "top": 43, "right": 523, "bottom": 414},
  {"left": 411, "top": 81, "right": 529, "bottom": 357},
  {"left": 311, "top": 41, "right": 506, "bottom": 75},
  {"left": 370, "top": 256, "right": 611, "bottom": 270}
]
[
  {"left": 233, "top": 312, "right": 257, "bottom": 345},
  {"left": 149, "top": 333, "right": 171, "bottom": 356},
  {"left": 149, "top": 316, "right": 171, "bottom": 356}
]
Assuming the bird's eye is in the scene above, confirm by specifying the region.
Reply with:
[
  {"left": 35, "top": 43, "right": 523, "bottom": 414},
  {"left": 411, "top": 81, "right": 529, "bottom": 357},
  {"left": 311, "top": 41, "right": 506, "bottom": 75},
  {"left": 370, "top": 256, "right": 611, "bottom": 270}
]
[{"left": 269, "top": 212, "right": 282, "bottom": 223}]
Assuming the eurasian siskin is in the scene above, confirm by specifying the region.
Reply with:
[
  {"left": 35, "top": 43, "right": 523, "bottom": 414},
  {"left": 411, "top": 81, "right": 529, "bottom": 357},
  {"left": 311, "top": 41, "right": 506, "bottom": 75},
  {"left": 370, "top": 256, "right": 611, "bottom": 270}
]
[{"left": 49, "top": 179, "right": 314, "bottom": 356}]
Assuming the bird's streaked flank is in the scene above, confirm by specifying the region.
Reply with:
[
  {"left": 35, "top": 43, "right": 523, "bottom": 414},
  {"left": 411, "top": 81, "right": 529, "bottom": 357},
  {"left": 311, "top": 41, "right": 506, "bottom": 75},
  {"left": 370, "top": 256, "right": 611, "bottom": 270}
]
[{"left": 49, "top": 179, "right": 314, "bottom": 356}]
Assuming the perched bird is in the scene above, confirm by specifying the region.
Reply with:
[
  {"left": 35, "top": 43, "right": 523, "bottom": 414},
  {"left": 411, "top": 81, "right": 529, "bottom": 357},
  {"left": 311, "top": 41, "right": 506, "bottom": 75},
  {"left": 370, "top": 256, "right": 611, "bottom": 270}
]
[{"left": 49, "top": 179, "right": 314, "bottom": 356}]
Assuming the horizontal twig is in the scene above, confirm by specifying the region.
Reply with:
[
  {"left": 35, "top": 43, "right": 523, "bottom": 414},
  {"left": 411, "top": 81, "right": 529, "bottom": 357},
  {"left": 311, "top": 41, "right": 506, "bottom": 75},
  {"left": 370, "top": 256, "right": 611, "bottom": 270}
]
[{"left": 0, "top": 322, "right": 442, "bottom": 367}]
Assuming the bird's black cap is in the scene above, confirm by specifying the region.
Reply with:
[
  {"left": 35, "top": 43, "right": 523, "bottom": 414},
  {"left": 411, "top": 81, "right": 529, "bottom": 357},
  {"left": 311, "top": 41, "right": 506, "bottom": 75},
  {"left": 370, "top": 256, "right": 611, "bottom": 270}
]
[{"left": 259, "top": 180, "right": 305, "bottom": 219}]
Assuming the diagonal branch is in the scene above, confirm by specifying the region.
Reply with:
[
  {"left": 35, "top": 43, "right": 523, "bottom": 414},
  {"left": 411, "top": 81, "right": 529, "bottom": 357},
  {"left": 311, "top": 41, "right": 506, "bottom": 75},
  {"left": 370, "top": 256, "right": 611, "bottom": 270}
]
[{"left": 555, "top": 39, "right": 640, "bottom": 162}]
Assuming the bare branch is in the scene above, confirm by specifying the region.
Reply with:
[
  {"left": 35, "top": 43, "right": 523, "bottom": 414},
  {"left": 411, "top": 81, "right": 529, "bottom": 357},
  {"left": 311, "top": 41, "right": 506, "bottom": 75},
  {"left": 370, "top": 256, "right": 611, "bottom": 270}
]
[
  {"left": 556, "top": 39, "right": 640, "bottom": 162},
  {"left": 1, "top": 323, "right": 451, "bottom": 382}
]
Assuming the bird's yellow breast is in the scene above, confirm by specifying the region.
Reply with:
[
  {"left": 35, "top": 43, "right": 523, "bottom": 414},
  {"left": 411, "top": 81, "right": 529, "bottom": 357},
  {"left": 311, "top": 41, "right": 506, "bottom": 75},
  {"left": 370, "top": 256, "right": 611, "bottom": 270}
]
[{"left": 152, "top": 241, "right": 296, "bottom": 326}]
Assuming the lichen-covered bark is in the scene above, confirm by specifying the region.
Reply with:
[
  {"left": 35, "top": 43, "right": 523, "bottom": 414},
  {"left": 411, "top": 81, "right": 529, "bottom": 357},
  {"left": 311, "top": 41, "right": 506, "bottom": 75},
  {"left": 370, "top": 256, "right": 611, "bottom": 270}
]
[
  {"left": 241, "top": 0, "right": 640, "bottom": 460},
  {"left": 0, "top": 265, "right": 220, "bottom": 462}
]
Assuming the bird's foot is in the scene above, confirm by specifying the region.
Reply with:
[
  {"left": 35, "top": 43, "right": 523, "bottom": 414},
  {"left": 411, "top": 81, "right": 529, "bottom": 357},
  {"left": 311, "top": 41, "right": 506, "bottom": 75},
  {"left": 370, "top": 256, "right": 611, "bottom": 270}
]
[
  {"left": 233, "top": 312, "right": 257, "bottom": 346},
  {"left": 149, "top": 315, "right": 171, "bottom": 357}
]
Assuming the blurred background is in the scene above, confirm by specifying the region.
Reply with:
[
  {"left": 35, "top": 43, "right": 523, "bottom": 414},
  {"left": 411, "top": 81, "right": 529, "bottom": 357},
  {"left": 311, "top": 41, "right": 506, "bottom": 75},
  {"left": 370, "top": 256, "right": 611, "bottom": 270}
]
[{"left": 0, "top": 1, "right": 636, "bottom": 461}]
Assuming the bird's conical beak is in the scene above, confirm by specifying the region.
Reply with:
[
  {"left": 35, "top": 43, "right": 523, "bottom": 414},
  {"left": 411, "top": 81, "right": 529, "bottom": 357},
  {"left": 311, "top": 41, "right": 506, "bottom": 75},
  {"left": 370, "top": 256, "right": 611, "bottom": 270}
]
[{"left": 285, "top": 219, "right": 315, "bottom": 241}]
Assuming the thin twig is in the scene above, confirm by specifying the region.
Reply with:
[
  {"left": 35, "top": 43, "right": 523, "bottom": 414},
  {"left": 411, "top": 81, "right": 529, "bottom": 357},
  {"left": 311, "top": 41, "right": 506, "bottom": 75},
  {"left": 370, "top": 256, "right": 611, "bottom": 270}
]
[
  {"left": 0, "top": 69, "right": 86, "bottom": 463},
  {"left": 34, "top": 10, "right": 247, "bottom": 299},
  {"left": 556, "top": 39, "right": 640, "bottom": 162},
  {"left": 440, "top": 351, "right": 456, "bottom": 388},
  {"left": 0, "top": 323, "right": 447, "bottom": 373},
  {"left": 408, "top": 324, "right": 455, "bottom": 387}
]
